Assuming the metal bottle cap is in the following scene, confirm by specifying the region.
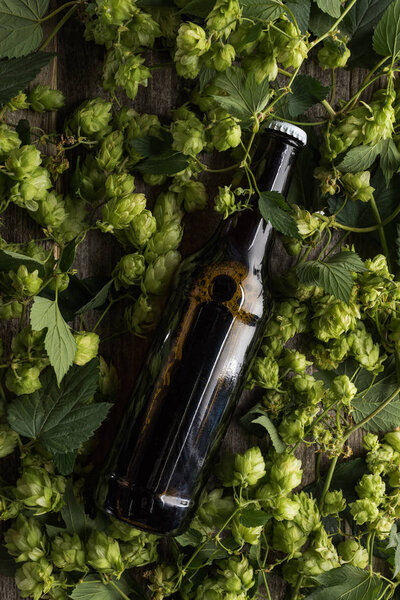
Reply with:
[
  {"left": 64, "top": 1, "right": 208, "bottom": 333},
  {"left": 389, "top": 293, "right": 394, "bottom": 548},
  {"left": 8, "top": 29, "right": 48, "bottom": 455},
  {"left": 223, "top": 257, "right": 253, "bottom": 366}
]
[{"left": 266, "top": 120, "right": 307, "bottom": 146}]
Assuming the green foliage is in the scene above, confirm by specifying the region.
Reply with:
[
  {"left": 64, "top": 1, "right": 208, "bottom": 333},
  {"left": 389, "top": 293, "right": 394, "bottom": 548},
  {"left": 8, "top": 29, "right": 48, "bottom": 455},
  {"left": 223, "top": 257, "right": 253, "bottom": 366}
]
[
  {"left": 285, "top": 74, "right": 329, "bottom": 117},
  {"left": 373, "top": 0, "right": 400, "bottom": 58},
  {"left": 0, "top": 0, "right": 50, "bottom": 58},
  {"left": 259, "top": 191, "right": 299, "bottom": 238},
  {"left": 337, "top": 143, "right": 382, "bottom": 172},
  {"left": 315, "top": 0, "right": 341, "bottom": 19},
  {"left": 0, "top": 52, "right": 54, "bottom": 106},
  {"left": 7, "top": 360, "right": 111, "bottom": 453},
  {"left": 304, "top": 565, "right": 383, "bottom": 599},
  {"left": 30, "top": 296, "right": 76, "bottom": 384},
  {"left": 70, "top": 575, "right": 132, "bottom": 600},
  {"left": 61, "top": 481, "right": 94, "bottom": 536},
  {"left": 346, "top": 0, "right": 393, "bottom": 67},
  {"left": 213, "top": 67, "right": 270, "bottom": 121},
  {"left": 295, "top": 251, "right": 366, "bottom": 303}
]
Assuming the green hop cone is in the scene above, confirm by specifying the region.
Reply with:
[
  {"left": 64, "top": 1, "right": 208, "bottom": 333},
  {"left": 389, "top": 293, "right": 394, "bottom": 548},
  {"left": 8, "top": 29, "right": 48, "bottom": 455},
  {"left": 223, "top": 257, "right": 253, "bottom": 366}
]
[
  {"left": 113, "top": 253, "right": 146, "bottom": 288},
  {"left": 87, "top": 531, "right": 124, "bottom": 575},
  {"left": 99, "top": 356, "right": 118, "bottom": 398},
  {"left": 67, "top": 98, "right": 113, "bottom": 140},
  {"left": 355, "top": 473, "right": 385, "bottom": 503},
  {"left": 363, "top": 432, "right": 380, "bottom": 452},
  {"left": 6, "top": 365, "right": 42, "bottom": 396},
  {"left": 179, "top": 180, "right": 208, "bottom": 213},
  {"left": 5, "top": 514, "right": 47, "bottom": 562},
  {"left": 195, "top": 488, "right": 235, "bottom": 532},
  {"left": 294, "top": 525, "right": 339, "bottom": 585},
  {"left": 176, "top": 22, "right": 209, "bottom": 54},
  {"left": 153, "top": 191, "right": 184, "bottom": 227},
  {"left": 142, "top": 250, "right": 180, "bottom": 295},
  {"left": 84, "top": 17, "right": 116, "bottom": 47},
  {"left": 95, "top": 0, "right": 138, "bottom": 24},
  {"left": 73, "top": 331, "right": 100, "bottom": 366},
  {"left": 269, "top": 452, "right": 302, "bottom": 494},
  {"left": 217, "top": 555, "right": 254, "bottom": 591},
  {"left": 272, "top": 520, "right": 307, "bottom": 555},
  {"left": 210, "top": 112, "right": 241, "bottom": 152},
  {"left": 279, "top": 348, "right": 312, "bottom": 372},
  {"left": 0, "top": 299, "right": 23, "bottom": 320},
  {"left": 214, "top": 186, "right": 237, "bottom": 218},
  {"left": 321, "top": 490, "right": 346, "bottom": 516},
  {"left": 144, "top": 223, "right": 183, "bottom": 263},
  {"left": 9, "top": 265, "right": 43, "bottom": 297},
  {"left": 205, "top": 43, "right": 235, "bottom": 71},
  {"left": 206, "top": 0, "right": 241, "bottom": 39},
  {"left": 292, "top": 205, "right": 322, "bottom": 239},
  {"left": 174, "top": 48, "right": 201, "bottom": 79},
  {"left": 125, "top": 293, "right": 161, "bottom": 336},
  {"left": 242, "top": 44, "right": 278, "bottom": 83},
  {"left": 341, "top": 171, "right": 374, "bottom": 203},
  {"left": 348, "top": 322, "right": 385, "bottom": 373},
  {"left": 121, "top": 11, "right": 161, "bottom": 48},
  {"left": 15, "top": 559, "right": 54, "bottom": 600},
  {"left": 96, "top": 130, "right": 124, "bottom": 172},
  {"left": 384, "top": 431, "right": 400, "bottom": 452},
  {"left": 100, "top": 193, "right": 147, "bottom": 233},
  {"left": 337, "top": 538, "right": 368, "bottom": 568},
  {"left": 108, "top": 518, "right": 144, "bottom": 542},
  {"left": 6, "top": 145, "right": 42, "bottom": 179},
  {"left": 105, "top": 172, "right": 135, "bottom": 199},
  {"left": 10, "top": 167, "right": 52, "bottom": 209},
  {"left": 233, "top": 446, "right": 266, "bottom": 487},
  {"left": 329, "top": 374, "right": 357, "bottom": 407},
  {"left": 232, "top": 515, "right": 263, "bottom": 546},
  {"left": 51, "top": 533, "right": 86, "bottom": 572},
  {"left": 0, "top": 495, "right": 21, "bottom": 520},
  {"left": 0, "top": 123, "right": 21, "bottom": 160},
  {"left": 247, "top": 352, "right": 279, "bottom": 390},
  {"left": 172, "top": 113, "right": 206, "bottom": 155},
  {"left": 123, "top": 209, "right": 157, "bottom": 249},
  {"left": 114, "top": 52, "right": 151, "bottom": 100},
  {"left": 349, "top": 498, "right": 379, "bottom": 525},
  {"left": 148, "top": 564, "right": 177, "bottom": 600},
  {"left": 282, "top": 235, "right": 302, "bottom": 256},
  {"left": 312, "top": 294, "right": 359, "bottom": 342},
  {"left": 318, "top": 38, "right": 351, "bottom": 69},
  {"left": 0, "top": 424, "right": 19, "bottom": 458},
  {"left": 120, "top": 533, "right": 158, "bottom": 568},
  {"left": 272, "top": 495, "right": 300, "bottom": 521},
  {"left": 34, "top": 192, "right": 67, "bottom": 229},
  {"left": 28, "top": 85, "right": 65, "bottom": 112},
  {"left": 15, "top": 465, "right": 66, "bottom": 515},
  {"left": 7, "top": 92, "right": 30, "bottom": 111},
  {"left": 48, "top": 272, "right": 69, "bottom": 293}
]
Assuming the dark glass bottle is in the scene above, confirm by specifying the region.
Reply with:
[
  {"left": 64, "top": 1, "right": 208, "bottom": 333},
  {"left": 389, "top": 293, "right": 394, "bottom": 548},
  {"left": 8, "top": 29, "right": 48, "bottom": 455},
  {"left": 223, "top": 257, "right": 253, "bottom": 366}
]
[{"left": 97, "top": 122, "right": 307, "bottom": 536}]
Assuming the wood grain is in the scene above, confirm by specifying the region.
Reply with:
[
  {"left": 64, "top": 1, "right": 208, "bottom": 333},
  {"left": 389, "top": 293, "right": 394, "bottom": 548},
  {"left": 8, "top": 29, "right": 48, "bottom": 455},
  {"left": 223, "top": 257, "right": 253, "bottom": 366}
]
[{"left": 0, "top": 10, "right": 368, "bottom": 600}]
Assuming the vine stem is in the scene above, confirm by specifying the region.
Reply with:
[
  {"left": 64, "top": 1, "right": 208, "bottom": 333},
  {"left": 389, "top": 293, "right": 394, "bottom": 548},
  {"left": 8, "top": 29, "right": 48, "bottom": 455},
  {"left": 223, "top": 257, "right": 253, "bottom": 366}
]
[
  {"left": 40, "top": 1, "right": 80, "bottom": 22},
  {"left": 318, "top": 455, "right": 338, "bottom": 511},
  {"left": 108, "top": 580, "right": 131, "bottom": 600},
  {"left": 290, "top": 575, "right": 304, "bottom": 600},
  {"left": 310, "top": 0, "right": 359, "bottom": 48},
  {"left": 315, "top": 201, "right": 400, "bottom": 233},
  {"left": 321, "top": 99, "right": 336, "bottom": 118},
  {"left": 344, "top": 384, "right": 400, "bottom": 440},
  {"left": 39, "top": 5, "right": 79, "bottom": 51},
  {"left": 369, "top": 195, "right": 392, "bottom": 271}
]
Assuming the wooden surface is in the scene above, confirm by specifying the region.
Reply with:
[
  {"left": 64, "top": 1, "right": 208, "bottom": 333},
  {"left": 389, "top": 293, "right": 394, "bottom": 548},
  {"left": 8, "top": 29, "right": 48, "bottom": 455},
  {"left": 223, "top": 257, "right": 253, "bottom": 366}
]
[{"left": 0, "top": 8, "right": 369, "bottom": 599}]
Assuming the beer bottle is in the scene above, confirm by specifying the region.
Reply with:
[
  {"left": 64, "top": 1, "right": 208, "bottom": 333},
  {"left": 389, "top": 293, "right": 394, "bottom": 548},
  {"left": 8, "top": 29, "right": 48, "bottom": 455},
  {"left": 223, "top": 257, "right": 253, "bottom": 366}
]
[{"left": 97, "top": 121, "right": 307, "bottom": 535}]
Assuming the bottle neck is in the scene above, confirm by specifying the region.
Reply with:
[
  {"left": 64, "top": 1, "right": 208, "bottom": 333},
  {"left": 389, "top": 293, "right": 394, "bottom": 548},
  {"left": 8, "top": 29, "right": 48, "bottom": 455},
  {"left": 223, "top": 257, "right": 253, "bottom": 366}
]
[{"left": 224, "top": 132, "right": 302, "bottom": 269}]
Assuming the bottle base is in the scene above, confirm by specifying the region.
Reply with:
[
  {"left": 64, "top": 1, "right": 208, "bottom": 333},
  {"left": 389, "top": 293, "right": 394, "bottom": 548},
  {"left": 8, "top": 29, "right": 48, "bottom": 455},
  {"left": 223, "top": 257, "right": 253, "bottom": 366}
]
[{"left": 103, "top": 474, "right": 193, "bottom": 536}]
